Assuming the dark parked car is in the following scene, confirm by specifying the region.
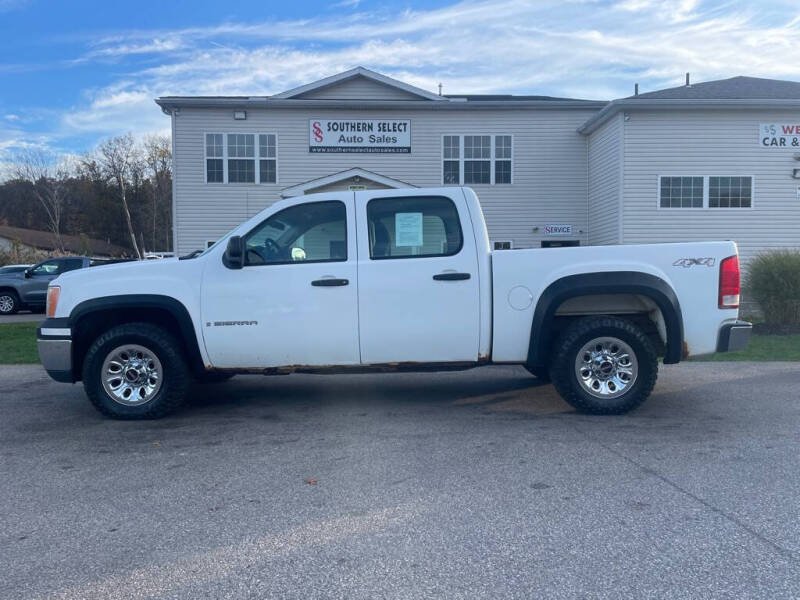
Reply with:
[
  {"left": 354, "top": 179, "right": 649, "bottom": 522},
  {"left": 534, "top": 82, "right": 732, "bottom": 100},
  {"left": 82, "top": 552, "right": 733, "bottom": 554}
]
[
  {"left": 0, "top": 264, "right": 31, "bottom": 275},
  {"left": 0, "top": 257, "right": 128, "bottom": 315}
]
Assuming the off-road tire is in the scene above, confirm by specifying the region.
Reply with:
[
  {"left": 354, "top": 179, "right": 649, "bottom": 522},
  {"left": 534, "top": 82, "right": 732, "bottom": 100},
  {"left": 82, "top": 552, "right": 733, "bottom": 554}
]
[
  {"left": 523, "top": 365, "right": 551, "bottom": 382},
  {"left": 0, "top": 290, "right": 20, "bottom": 315},
  {"left": 82, "top": 322, "right": 190, "bottom": 419},
  {"left": 549, "top": 316, "right": 658, "bottom": 415}
]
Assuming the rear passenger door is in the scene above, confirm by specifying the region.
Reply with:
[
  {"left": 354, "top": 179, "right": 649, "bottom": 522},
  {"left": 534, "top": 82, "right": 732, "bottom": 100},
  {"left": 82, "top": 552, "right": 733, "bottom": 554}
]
[{"left": 355, "top": 190, "right": 481, "bottom": 364}]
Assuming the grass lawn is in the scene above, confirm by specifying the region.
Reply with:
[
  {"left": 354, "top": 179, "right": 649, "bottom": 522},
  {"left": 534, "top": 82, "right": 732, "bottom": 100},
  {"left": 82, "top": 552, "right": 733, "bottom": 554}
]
[
  {"left": 0, "top": 323, "right": 798, "bottom": 365},
  {"left": 0, "top": 322, "right": 40, "bottom": 364},
  {"left": 689, "top": 333, "right": 800, "bottom": 362}
]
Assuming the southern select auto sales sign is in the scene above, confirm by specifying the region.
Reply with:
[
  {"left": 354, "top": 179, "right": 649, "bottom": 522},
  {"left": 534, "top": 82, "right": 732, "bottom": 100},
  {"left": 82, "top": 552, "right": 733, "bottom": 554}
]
[{"left": 309, "top": 119, "right": 411, "bottom": 153}]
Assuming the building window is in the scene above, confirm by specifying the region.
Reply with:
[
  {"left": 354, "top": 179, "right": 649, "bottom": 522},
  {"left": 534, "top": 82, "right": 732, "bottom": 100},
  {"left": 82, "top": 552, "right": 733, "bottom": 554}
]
[
  {"left": 659, "top": 176, "right": 753, "bottom": 209},
  {"left": 205, "top": 132, "right": 278, "bottom": 184},
  {"left": 259, "top": 134, "right": 277, "bottom": 184},
  {"left": 442, "top": 134, "right": 512, "bottom": 185},
  {"left": 443, "top": 136, "right": 460, "bottom": 184},
  {"left": 495, "top": 135, "right": 512, "bottom": 184},
  {"left": 709, "top": 176, "right": 752, "bottom": 208},
  {"left": 660, "top": 177, "right": 703, "bottom": 208},
  {"left": 205, "top": 134, "right": 223, "bottom": 183}
]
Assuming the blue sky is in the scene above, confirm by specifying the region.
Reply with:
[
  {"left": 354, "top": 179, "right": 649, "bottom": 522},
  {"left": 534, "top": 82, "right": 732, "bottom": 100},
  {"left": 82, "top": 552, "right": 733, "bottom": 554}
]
[{"left": 1, "top": 0, "right": 799, "bottom": 175}]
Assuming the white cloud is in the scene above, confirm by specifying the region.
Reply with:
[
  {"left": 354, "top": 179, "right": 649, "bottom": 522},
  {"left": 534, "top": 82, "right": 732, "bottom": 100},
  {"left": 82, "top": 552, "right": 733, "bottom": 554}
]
[{"left": 7, "top": 0, "right": 800, "bottom": 165}]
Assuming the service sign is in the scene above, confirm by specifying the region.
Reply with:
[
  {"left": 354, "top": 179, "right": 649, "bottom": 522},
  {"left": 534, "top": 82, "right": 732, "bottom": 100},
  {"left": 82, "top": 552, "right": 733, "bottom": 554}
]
[
  {"left": 544, "top": 224, "right": 573, "bottom": 236},
  {"left": 310, "top": 119, "right": 411, "bottom": 153},
  {"left": 760, "top": 123, "right": 800, "bottom": 148}
]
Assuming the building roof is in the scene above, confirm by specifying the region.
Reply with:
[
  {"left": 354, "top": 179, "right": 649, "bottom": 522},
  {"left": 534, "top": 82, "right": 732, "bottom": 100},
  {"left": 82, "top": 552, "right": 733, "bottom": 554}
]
[
  {"left": 272, "top": 66, "right": 448, "bottom": 102},
  {"left": 155, "top": 66, "right": 604, "bottom": 112},
  {"left": 579, "top": 75, "right": 800, "bottom": 134},
  {"left": 627, "top": 76, "right": 800, "bottom": 100},
  {"left": 0, "top": 225, "right": 130, "bottom": 257}
]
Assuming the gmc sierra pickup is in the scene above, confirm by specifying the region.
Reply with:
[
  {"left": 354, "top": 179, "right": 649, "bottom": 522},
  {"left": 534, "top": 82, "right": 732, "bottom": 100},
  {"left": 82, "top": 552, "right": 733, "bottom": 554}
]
[{"left": 37, "top": 187, "right": 751, "bottom": 419}]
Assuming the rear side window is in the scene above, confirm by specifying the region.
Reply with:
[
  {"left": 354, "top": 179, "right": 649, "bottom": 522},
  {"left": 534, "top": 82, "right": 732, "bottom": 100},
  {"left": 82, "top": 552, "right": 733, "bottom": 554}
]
[
  {"left": 61, "top": 258, "right": 84, "bottom": 273},
  {"left": 367, "top": 196, "right": 463, "bottom": 259}
]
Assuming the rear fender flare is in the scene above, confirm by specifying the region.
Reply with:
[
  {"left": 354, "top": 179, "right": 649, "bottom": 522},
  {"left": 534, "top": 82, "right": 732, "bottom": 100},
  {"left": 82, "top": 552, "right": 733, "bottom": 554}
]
[{"left": 527, "top": 271, "right": 684, "bottom": 367}]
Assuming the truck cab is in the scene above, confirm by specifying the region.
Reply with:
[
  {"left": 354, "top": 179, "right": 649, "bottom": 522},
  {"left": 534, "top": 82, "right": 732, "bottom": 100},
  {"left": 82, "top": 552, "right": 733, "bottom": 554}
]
[{"left": 37, "top": 187, "right": 751, "bottom": 419}]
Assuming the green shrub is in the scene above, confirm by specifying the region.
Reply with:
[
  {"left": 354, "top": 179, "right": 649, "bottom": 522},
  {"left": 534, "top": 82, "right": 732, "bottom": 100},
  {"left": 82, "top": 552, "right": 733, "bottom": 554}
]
[{"left": 747, "top": 250, "right": 800, "bottom": 326}]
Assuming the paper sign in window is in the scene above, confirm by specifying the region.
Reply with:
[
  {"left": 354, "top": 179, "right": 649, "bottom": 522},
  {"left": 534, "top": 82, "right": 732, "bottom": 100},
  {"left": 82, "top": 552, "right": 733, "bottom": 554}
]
[{"left": 395, "top": 212, "right": 423, "bottom": 247}]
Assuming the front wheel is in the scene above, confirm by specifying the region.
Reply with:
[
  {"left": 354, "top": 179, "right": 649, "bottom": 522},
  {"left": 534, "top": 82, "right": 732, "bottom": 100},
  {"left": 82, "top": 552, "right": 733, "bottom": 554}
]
[
  {"left": 549, "top": 316, "right": 658, "bottom": 415},
  {"left": 82, "top": 322, "right": 190, "bottom": 419},
  {"left": 0, "top": 291, "right": 19, "bottom": 315}
]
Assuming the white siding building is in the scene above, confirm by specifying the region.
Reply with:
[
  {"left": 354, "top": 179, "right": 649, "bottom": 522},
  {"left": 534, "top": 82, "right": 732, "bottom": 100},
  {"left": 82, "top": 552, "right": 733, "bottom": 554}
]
[{"left": 157, "top": 68, "right": 800, "bottom": 265}]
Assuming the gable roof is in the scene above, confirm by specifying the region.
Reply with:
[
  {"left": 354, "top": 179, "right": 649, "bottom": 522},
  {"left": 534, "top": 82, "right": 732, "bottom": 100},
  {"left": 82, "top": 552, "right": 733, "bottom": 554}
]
[
  {"left": 281, "top": 168, "right": 414, "bottom": 198},
  {"left": 0, "top": 225, "right": 130, "bottom": 257},
  {"left": 626, "top": 76, "right": 800, "bottom": 100},
  {"left": 155, "top": 68, "right": 605, "bottom": 112},
  {"left": 272, "top": 66, "right": 447, "bottom": 102},
  {"left": 579, "top": 75, "right": 800, "bottom": 134}
]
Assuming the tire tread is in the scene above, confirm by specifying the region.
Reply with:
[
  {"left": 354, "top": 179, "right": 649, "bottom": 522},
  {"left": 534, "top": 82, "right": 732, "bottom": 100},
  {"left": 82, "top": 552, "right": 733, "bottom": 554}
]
[
  {"left": 549, "top": 316, "right": 658, "bottom": 415},
  {"left": 82, "top": 322, "right": 190, "bottom": 419}
]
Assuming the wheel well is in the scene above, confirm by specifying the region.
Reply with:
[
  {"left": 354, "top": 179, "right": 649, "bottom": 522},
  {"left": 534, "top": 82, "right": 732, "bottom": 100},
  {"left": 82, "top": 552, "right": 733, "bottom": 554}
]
[
  {"left": 527, "top": 272, "right": 684, "bottom": 369},
  {"left": 547, "top": 294, "right": 667, "bottom": 358},
  {"left": 0, "top": 287, "right": 19, "bottom": 296},
  {"left": 72, "top": 306, "right": 204, "bottom": 381}
]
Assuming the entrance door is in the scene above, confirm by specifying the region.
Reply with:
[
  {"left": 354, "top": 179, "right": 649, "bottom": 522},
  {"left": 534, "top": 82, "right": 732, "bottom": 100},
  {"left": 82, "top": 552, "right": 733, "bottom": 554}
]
[
  {"left": 355, "top": 189, "right": 481, "bottom": 364},
  {"left": 201, "top": 193, "right": 360, "bottom": 369}
]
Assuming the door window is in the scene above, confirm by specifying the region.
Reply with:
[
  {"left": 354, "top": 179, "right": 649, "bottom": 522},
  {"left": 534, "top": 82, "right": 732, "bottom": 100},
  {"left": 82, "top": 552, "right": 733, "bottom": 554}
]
[
  {"left": 30, "top": 260, "right": 61, "bottom": 276},
  {"left": 366, "top": 196, "right": 463, "bottom": 259},
  {"left": 244, "top": 200, "right": 347, "bottom": 265}
]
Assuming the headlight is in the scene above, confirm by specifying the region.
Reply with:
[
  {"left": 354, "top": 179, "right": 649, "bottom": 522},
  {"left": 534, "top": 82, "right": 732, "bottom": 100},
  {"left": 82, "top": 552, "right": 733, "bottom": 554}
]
[{"left": 46, "top": 286, "right": 60, "bottom": 318}]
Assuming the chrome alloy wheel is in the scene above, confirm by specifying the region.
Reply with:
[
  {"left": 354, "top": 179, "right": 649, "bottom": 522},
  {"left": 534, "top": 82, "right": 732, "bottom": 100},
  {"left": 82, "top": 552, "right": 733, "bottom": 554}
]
[
  {"left": 0, "top": 294, "right": 14, "bottom": 313},
  {"left": 574, "top": 336, "right": 638, "bottom": 399},
  {"left": 101, "top": 344, "right": 163, "bottom": 406}
]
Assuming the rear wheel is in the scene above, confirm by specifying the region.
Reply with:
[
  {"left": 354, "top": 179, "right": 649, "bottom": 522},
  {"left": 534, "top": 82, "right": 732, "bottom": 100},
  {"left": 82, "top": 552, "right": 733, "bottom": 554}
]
[
  {"left": 82, "top": 322, "right": 190, "bottom": 419},
  {"left": 549, "top": 316, "right": 658, "bottom": 415},
  {"left": 0, "top": 291, "right": 19, "bottom": 315}
]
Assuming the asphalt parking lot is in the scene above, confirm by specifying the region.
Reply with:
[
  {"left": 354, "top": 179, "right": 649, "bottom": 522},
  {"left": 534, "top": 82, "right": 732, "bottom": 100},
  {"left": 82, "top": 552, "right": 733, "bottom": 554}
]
[
  {"left": 0, "top": 311, "right": 45, "bottom": 323},
  {"left": 2, "top": 362, "right": 799, "bottom": 599}
]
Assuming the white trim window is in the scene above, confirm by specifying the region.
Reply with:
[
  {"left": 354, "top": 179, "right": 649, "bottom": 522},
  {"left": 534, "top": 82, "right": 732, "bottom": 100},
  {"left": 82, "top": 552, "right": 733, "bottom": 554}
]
[
  {"left": 205, "top": 134, "right": 224, "bottom": 183},
  {"left": 709, "top": 176, "right": 752, "bottom": 208},
  {"left": 659, "top": 176, "right": 753, "bottom": 209},
  {"left": 442, "top": 134, "right": 512, "bottom": 185},
  {"left": 205, "top": 133, "right": 278, "bottom": 184}
]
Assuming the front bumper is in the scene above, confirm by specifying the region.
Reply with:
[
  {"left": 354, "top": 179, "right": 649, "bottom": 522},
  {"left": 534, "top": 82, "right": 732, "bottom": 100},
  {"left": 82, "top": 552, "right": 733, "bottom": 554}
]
[
  {"left": 37, "top": 318, "right": 73, "bottom": 383},
  {"left": 716, "top": 320, "right": 752, "bottom": 353}
]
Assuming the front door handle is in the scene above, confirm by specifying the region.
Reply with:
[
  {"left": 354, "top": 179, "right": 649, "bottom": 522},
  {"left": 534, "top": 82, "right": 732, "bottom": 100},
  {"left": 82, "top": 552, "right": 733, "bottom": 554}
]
[
  {"left": 433, "top": 272, "right": 471, "bottom": 281},
  {"left": 311, "top": 278, "right": 349, "bottom": 287}
]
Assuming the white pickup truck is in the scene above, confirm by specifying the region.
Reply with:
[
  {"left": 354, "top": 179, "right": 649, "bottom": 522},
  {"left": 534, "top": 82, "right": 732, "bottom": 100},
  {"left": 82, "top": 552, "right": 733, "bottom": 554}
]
[{"left": 37, "top": 187, "right": 751, "bottom": 419}]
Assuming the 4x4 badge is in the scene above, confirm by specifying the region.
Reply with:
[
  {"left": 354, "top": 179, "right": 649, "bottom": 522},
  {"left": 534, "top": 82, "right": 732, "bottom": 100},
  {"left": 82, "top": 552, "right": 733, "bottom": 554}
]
[{"left": 673, "top": 257, "right": 715, "bottom": 268}]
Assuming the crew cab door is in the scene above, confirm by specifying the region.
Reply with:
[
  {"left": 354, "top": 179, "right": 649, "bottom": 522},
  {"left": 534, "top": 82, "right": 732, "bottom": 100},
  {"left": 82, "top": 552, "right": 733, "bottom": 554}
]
[
  {"left": 200, "top": 193, "right": 360, "bottom": 369},
  {"left": 355, "top": 189, "right": 481, "bottom": 364}
]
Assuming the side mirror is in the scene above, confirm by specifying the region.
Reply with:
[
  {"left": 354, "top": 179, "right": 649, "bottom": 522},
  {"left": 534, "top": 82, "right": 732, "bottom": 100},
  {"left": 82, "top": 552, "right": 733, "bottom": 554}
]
[
  {"left": 223, "top": 235, "right": 245, "bottom": 269},
  {"left": 24, "top": 269, "right": 32, "bottom": 279}
]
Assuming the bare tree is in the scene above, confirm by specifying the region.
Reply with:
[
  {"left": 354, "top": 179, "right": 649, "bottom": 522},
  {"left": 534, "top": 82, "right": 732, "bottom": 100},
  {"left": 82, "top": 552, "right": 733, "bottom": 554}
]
[
  {"left": 96, "top": 134, "right": 142, "bottom": 259},
  {"left": 12, "top": 148, "right": 69, "bottom": 252},
  {"left": 143, "top": 135, "right": 172, "bottom": 251}
]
